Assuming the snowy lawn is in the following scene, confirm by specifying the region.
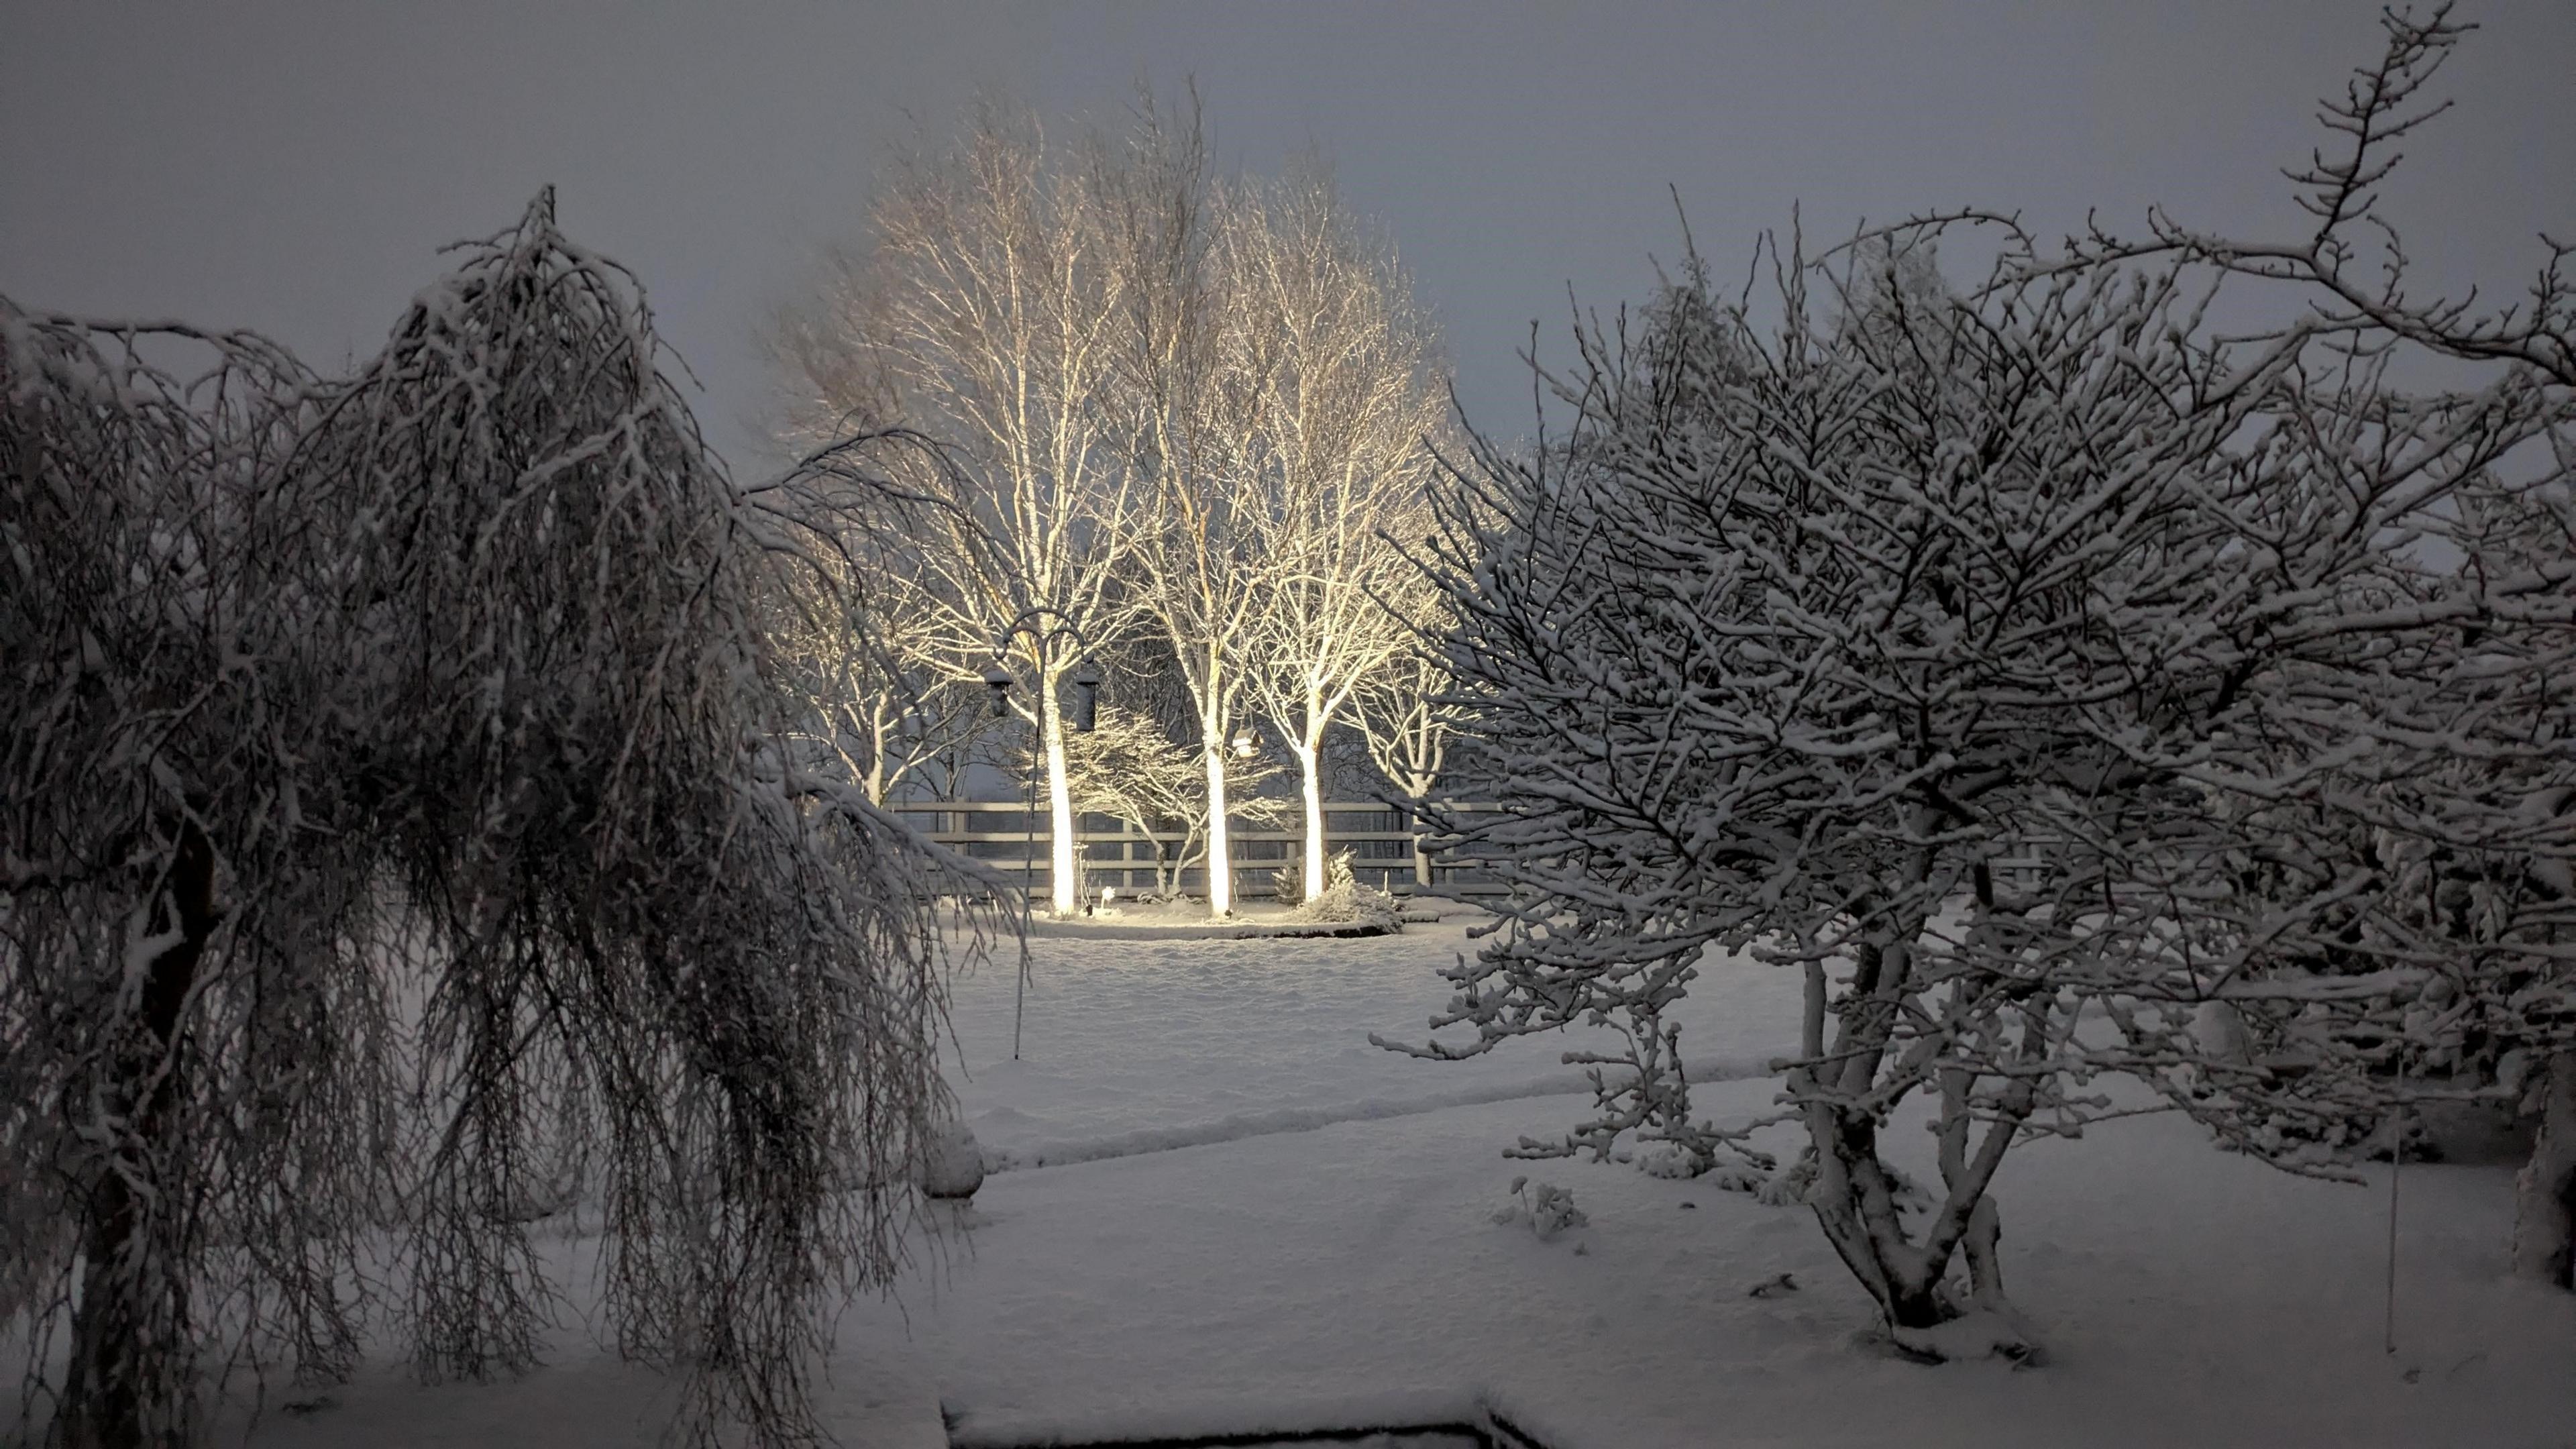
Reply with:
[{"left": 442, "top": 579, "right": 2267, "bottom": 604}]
[
  {"left": 948, "top": 909, "right": 1799, "bottom": 1173},
  {"left": 233, "top": 917, "right": 2576, "bottom": 1448}
]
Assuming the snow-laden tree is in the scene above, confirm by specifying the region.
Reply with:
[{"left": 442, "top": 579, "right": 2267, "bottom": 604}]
[
  {"left": 2430, "top": 478, "right": 2576, "bottom": 1286},
  {"left": 2, "top": 195, "right": 998, "bottom": 1447},
  {"left": 1092, "top": 93, "right": 1277, "bottom": 915},
  {"left": 2031, "top": 2, "right": 2576, "bottom": 1288},
  {"left": 776, "top": 96, "right": 1452, "bottom": 917},
  {"left": 1229, "top": 167, "right": 1450, "bottom": 905},
  {"left": 772, "top": 98, "right": 1141, "bottom": 915},
  {"left": 765, "top": 431, "right": 998, "bottom": 805},
  {"left": 2082, "top": 453, "right": 2575, "bottom": 1282},
  {"left": 1354, "top": 524, "right": 1480, "bottom": 890},
  {"left": 2, "top": 311, "right": 341, "bottom": 1448},
  {"left": 1055, "top": 687, "right": 1295, "bottom": 903},
  {"left": 1384, "top": 175, "right": 2563, "bottom": 1354}
]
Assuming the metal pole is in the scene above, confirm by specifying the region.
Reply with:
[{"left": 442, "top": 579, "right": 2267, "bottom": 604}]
[
  {"left": 1014, "top": 673, "right": 1040, "bottom": 1061},
  {"left": 2385, "top": 1101, "right": 2404, "bottom": 1356},
  {"left": 994, "top": 610, "right": 1091, "bottom": 1063}
]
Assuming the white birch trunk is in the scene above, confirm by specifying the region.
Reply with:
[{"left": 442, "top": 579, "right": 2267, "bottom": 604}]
[
  {"left": 1044, "top": 709, "right": 1077, "bottom": 916},
  {"left": 1203, "top": 739, "right": 1233, "bottom": 916},
  {"left": 1291, "top": 736, "right": 1327, "bottom": 904},
  {"left": 1401, "top": 771, "right": 1436, "bottom": 889},
  {"left": 863, "top": 699, "right": 890, "bottom": 806}
]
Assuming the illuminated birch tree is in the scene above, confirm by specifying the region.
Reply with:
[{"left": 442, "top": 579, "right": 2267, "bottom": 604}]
[
  {"left": 774, "top": 99, "right": 1139, "bottom": 915},
  {"left": 1094, "top": 94, "right": 1272, "bottom": 914},
  {"left": 1228, "top": 168, "right": 1448, "bottom": 904}
]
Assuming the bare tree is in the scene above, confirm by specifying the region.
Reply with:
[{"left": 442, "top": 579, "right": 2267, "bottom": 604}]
[
  {"left": 1353, "top": 578, "right": 1466, "bottom": 890},
  {"left": 2040, "top": 3, "right": 2576, "bottom": 1288},
  {"left": 765, "top": 442, "right": 997, "bottom": 806},
  {"left": 1057, "top": 691, "right": 1293, "bottom": 902},
  {"left": 1092, "top": 92, "right": 1277, "bottom": 914},
  {"left": 1, "top": 195, "right": 999, "bottom": 1447},
  {"left": 773, "top": 98, "right": 1140, "bottom": 915},
  {"left": 2052, "top": 5, "right": 2573, "bottom": 393},
  {"left": 1227, "top": 167, "right": 1449, "bottom": 904},
  {"left": 1385, "top": 165, "right": 2561, "bottom": 1358}
]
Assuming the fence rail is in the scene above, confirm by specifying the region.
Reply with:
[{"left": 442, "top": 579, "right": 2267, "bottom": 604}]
[
  {"left": 892, "top": 799, "right": 2074, "bottom": 906},
  {"left": 889, "top": 800, "right": 1506, "bottom": 899}
]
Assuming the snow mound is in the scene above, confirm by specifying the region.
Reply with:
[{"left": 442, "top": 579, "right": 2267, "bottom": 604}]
[{"left": 922, "top": 1120, "right": 986, "bottom": 1199}]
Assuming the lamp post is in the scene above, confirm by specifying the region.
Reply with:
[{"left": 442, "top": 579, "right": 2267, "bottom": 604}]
[{"left": 985, "top": 608, "right": 1099, "bottom": 1061}]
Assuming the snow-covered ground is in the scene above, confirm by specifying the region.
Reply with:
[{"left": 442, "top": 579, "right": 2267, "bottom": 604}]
[
  {"left": 235, "top": 915, "right": 2576, "bottom": 1448},
  {"left": 950, "top": 907, "right": 1800, "bottom": 1173}
]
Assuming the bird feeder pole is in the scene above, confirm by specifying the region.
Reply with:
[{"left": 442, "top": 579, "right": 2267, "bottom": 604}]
[{"left": 987, "top": 608, "right": 1099, "bottom": 1062}]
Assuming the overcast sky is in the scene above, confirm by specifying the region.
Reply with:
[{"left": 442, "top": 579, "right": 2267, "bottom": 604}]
[{"left": 6, "top": 1, "right": 2570, "bottom": 471}]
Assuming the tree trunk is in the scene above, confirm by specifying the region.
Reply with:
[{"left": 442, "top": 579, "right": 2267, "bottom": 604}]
[
  {"left": 1801, "top": 933, "right": 1949, "bottom": 1334},
  {"left": 1792, "top": 904, "right": 2031, "bottom": 1360},
  {"left": 863, "top": 724, "right": 888, "bottom": 808},
  {"left": 2514, "top": 1049, "right": 2576, "bottom": 1289},
  {"left": 1044, "top": 707, "right": 1077, "bottom": 916},
  {"left": 1291, "top": 738, "right": 1327, "bottom": 904},
  {"left": 60, "top": 824, "right": 218, "bottom": 1449},
  {"left": 1402, "top": 780, "right": 1436, "bottom": 890},
  {"left": 1203, "top": 739, "right": 1233, "bottom": 916},
  {"left": 1960, "top": 1195, "right": 2007, "bottom": 1311},
  {"left": 1803, "top": 1104, "right": 1951, "bottom": 1332}
]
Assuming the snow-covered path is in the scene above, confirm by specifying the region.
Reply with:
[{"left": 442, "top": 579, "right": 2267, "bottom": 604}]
[{"left": 235, "top": 918, "right": 2576, "bottom": 1448}]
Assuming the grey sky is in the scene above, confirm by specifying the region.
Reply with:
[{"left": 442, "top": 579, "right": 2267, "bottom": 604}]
[{"left": 6, "top": 1, "right": 2570, "bottom": 472}]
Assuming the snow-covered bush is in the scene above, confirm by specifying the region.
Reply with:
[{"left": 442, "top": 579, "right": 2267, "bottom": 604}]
[
  {"left": 1286, "top": 850, "right": 1401, "bottom": 932},
  {"left": 1, "top": 194, "right": 1002, "bottom": 1447},
  {"left": 1490, "top": 1177, "right": 1588, "bottom": 1242},
  {"left": 1382, "top": 10, "right": 2573, "bottom": 1352},
  {"left": 920, "top": 1120, "right": 989, "bottom": 1200}
]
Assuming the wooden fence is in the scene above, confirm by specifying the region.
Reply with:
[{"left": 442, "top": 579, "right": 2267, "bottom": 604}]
[{"left": 888, "top": 800, "right": 1505, "bottom": 900}]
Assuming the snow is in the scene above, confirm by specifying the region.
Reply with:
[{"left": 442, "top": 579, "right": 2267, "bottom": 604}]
[
  {"left": 223, "top": 917, "right": 2576, "bottom": 1448},
  {"left": 1023, "top": 915, "right": 1403, "bottom": 942},
  {"left": 957, "top": 914, "right": 1799, "bottom": 1173}
]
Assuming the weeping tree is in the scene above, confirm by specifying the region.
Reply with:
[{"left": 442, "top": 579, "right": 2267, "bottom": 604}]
[
  {"left": 1, "top": 194, "right": 998, "bottom": 1448},
  {"left": 1, "top": 310, "right": 350, "bottom": 1448}
]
